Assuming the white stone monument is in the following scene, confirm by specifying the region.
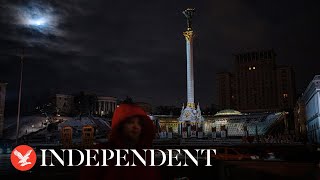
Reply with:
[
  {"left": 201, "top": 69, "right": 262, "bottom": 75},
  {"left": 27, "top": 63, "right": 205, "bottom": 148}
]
[{"left": 178, "top": 8, "right": 205, "bottom": 138}]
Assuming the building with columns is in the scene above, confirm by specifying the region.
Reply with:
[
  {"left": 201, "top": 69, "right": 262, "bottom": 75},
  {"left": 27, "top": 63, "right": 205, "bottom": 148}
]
[
  {"left": 302, "top": 75, "right": 320, "bottom": 144},
  {"left": 55, "top": 94, "right": 117, "bottom": 117},
  {"left": 0, "top": 83, "right": 7, "bottom": 138},
  {"left": 94, "top": 96, "right": 117, "bottom": 116}
]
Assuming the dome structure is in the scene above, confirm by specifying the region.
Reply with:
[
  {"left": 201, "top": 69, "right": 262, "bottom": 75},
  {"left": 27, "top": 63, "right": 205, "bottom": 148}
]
[{"left": 214, "top": 109, "right": 242, "bottom": 116}]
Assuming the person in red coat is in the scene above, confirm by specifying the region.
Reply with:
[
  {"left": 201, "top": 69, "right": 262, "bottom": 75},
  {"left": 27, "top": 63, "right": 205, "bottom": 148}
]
[{"left": 80, "top": 103, "right": 162, "bottom": 180}]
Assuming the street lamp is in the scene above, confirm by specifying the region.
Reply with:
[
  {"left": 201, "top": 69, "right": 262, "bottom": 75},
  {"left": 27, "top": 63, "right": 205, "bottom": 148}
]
[
  {"left": 15, "top": 18, "right": 48, "bottom": 145},
  {"left": 15, "top": 50, "right": 24, "bottom": 145}
]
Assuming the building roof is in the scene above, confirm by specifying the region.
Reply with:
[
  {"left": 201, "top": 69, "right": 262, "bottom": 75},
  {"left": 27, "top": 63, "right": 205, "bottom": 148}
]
[
  {"left": 302, "top": 75, "right": 320, "bottom": 104},
  {"left": 56, "top": 94, "right": 74, "bottom": 98},
  {"left": 214, "top": 109, "right": 242, "bottom": 116},
  {"left": 97, "top": 96, "right": 117, "bottom": 101}
]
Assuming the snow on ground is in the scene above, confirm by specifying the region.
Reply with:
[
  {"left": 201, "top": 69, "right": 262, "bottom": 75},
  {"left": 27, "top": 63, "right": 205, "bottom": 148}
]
[
  {"left": 3, "top": 115, "right": 111, "bottom": 142},
  {"left": 3, "top": 116, "right": 73, "bottom": 140},
  {"left": 58, "top": 116, "right": 95, "bottom": 130}
]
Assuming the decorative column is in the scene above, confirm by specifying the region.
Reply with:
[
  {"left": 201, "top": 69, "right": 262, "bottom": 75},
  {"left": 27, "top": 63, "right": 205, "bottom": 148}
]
[
  {"left": 184, "top": 30, "right": 195, "bottom": 109},
  {"left": 98, "top": 101, "right": 102, "bottom": 115},
  {"left": 104, "top": 101, "right": 107, "bottom": 115},
  {"left": 178, "top": 8, "right": 205, "bottom": 138}
]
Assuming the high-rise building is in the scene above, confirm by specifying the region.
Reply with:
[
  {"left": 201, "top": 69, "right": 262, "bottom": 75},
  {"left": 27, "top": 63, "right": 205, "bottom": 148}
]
[
  {"left": 216, "top": 72, "right": 234, "bottom": 109},
  {"left": 302, "top": 75, "right": 320, "bottom": 143},
  {"left": 217, "top": 50, "right": 296, "bottom": 112},
  {"left": 277, "top": 66, "right": 296, "bottom": 109},
  {"left": 0, "top": 83, "right": 7, "bottom": 138}
]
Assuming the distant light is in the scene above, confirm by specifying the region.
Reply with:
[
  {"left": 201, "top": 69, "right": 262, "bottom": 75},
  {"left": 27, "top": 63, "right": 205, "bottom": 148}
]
[
  {"left": 249, "top": 67, "right": 252, "bottom": 70},
  {"left": 253, "top": 66, "right": 256, "bottom": 70}
]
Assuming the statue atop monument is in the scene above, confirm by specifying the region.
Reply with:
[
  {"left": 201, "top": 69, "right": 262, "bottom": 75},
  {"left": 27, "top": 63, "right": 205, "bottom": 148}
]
[{"left": 182, "top": 8, "right": 195, "bottom": 31}]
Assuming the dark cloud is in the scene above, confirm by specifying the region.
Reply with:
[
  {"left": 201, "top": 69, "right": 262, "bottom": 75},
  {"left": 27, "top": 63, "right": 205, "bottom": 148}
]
[{"left": 0, "top": 0, "right": 320, "bottom": 113}]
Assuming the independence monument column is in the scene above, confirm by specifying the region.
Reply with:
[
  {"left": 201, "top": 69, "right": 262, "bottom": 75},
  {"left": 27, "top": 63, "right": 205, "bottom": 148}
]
[
  {"left": 179, "top": 8, "right": 204, "bottom": 138},
  {"left": 183, "top": 9, "right": 195, "bottom": 108}
]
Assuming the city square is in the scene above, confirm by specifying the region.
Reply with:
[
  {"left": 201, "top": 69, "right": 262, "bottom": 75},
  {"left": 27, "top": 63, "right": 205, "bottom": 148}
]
[{"left": 0, "top": 0, "right": 319, "bottom": 179}]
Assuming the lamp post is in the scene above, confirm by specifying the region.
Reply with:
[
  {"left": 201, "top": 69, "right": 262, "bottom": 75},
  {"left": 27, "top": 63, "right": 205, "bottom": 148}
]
[
  {"left": 14, "top": 11, "right": 50, "bottom": 145},
  {"left": 16, "top": 50, "right": 24, "bottom": 145}
]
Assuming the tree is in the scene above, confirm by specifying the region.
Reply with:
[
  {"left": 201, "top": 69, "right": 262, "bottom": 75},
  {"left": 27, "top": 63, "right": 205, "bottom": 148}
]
[
  {"left": 155, "top": 105, "right": 180, "bottom": 115},
  {"left": 74, "top": 92, "right": 97, "bottom": 116},
  {"left": 121, "top": 96, "right": 134, "bottom": 104}
]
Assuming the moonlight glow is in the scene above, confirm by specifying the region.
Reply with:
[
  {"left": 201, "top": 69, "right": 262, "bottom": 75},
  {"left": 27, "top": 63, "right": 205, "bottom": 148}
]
[
  {"left": 17, "top": 7, "right": 52, "bottom": 28},
  {"left": 27, "top": 18, "right": 47, "bottom": 26},
  {"left": 14, "top": 2, "right": 63, "bottom": 36}
]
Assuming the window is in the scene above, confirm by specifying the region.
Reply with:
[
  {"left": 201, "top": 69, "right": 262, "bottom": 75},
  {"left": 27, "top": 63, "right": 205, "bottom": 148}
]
[{"left": 283, "top": 93, "right": 288, "bottom": 98}]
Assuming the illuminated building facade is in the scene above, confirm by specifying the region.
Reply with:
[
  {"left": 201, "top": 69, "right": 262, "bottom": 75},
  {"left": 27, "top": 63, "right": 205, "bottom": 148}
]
[
  {"left": 157, "top": 109, "right": 286, "bottom": 138},
  {"left": 94, "top": 96, "right": 117, "bottom": 116},
  {"left": 302, "top": 75, "right": 320, "bottom": 143},
  {"left": 203, "top": 109, "right": 286, "bottom": 137}
]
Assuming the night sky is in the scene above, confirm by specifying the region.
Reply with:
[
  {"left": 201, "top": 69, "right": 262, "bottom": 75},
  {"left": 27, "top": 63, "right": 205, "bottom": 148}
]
[{"left": 1, "top": 0, "right": 320, "bottom": 113}]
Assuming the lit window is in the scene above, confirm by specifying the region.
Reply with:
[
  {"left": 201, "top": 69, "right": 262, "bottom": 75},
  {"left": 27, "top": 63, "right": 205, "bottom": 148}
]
[{"left": 283, "top": 93, "right": 288, "bottom": 98}]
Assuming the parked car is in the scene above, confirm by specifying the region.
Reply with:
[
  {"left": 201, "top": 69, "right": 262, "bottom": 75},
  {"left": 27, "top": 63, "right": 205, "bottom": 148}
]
[
  {"left": 260, "top": 151, "right": 283, "bottom": 161},
  {"left": 211, "top": 147, "right": 259, "bottom": 160}
]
